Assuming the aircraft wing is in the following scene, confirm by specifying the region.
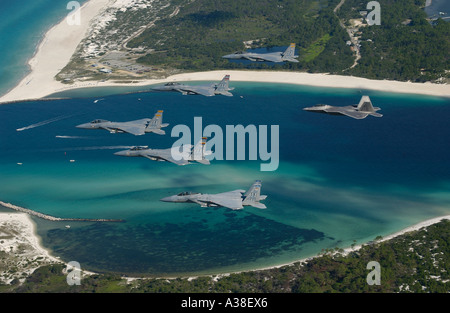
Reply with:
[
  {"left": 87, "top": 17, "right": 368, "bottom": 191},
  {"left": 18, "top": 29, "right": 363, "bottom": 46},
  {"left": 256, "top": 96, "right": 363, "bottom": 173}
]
[
  {"left": 209, "top": 197, "right": 244, "bottom": 210},
  {"left": 337, "top": 110, "right": 369, "bottom": 119},
  {"left": 324, "top": 107, "right": 369, "bottom": 120},
  {"left": 179, "top": 86, "right": 215, "bottom": 97},
  {"left": 143, "top": 150, "right": 190, "bottom": 166},
  {"left": 209, "top": 190, "right": 245, "bottom": 210},
  {"left": 255, "top": 54, "right": 283, "bottom": 62},
  {"left": 113, "top": 124, "right": 147, "bottom": 136}
]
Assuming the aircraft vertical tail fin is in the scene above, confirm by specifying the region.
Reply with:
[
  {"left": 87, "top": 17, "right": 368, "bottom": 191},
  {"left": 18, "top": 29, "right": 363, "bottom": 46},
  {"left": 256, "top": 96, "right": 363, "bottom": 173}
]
[
  {"left": 356, "top": 96, "right": 376, "bottom": 113},
  {"left": 191, "top": 137, "right": 212, "bottom": 164},
  {"left": 281, "top": 43, "right": 298, "bottom": 62},
  {"left": 214, "top": 75, "right": 234, "bottom": 96},
  {"left": 242, "top": 180, "right": 267, "bottom": 209},
  {"left": 146, "top": 110, "right": 169, "bottom": 134}
]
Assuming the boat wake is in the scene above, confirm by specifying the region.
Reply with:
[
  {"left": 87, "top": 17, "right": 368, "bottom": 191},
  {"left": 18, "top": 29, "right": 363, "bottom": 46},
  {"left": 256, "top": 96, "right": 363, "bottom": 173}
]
[
  {"left": 16, "top": 114, "right": 75, "bottom": 132},
  {"left": 61, "top": 146, "right": 134, "bottom": 151},
  {"left": 55, "top": 135, "right": 88, "bottom": 139}
]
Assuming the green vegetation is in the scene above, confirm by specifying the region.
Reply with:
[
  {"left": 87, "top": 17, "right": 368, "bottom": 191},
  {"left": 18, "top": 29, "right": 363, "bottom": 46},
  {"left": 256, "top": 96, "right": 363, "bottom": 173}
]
[
  {"left": 126, "top": 0, "right": 448, "bottom": 82},
  {"left": 300, "top": 34, "right": 333, "bottom": 62},
  {"left": 337, "top": 0, "right": 450, "bottom": 82},
  {"left": 128, "top": 0, "right": 354, "bottom": 73},
  {"left": 2, "top": 219, "right": 448, "bottom": 293}
]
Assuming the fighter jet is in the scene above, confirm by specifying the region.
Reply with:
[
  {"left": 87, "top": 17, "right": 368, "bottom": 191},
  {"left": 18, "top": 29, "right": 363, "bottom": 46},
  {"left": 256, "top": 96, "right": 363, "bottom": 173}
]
[
  {"left": 222, "top": 43, "right": 299, "bottom": 63},
  {"left": 114, "top": 137, "right": 212, "bottom": 166},
  {"left": 76, "top": 110, "right": 169, "bottom": 135},
  {"left": 151, "top": 75, "right": 234, "bottom": 97},
  {"left": 160, "top": 180, "right": 267, "bottom": 210},
  {"left": 303, "top": 96, "right": 383, "bottom": 119}
]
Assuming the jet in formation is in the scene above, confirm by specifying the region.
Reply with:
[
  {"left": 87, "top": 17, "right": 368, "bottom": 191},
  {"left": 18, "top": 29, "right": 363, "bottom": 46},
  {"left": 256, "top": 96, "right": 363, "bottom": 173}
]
[
  {"left": 114, "top": 137, "right": 212, "bottom": 166},
  {"left": 160, "top": 180, "right": 267, "bottom": 210},
  {"left": 151, "top": 75, "right": 234, "bottom": 97},
  {"left": 303, "top": 96, "right": 383, "bottom": 119},
  {"left": 76, "top": 110, "right": 169, "bottom": 135},
  {"left": 222, "top": 43, "right": 299, "bottom": 63}
]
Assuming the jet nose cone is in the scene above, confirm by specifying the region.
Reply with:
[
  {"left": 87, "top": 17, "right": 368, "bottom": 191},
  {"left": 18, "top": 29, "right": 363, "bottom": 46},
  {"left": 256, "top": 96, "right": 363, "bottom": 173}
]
[
  {"left": 114, "top": 150, "right": 129, "bottom": 156},
  {"left": 76, "top": 123, "right": 90, "bottom": 129},
  {"left": 160, "top": 196, "right": 174, "bottom": 202}
]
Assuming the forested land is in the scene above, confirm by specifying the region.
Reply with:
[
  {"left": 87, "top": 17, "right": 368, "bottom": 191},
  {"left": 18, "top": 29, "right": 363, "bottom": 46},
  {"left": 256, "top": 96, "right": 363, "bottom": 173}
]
[
  {"left": 128, "top": 0, "right": 354, "bottom": 73},
  {"left": 337, "top": 0, "right": 450, "bottom": 82},
  {"left": 126, "top": 0, "right": 449, "bottom": 82}
]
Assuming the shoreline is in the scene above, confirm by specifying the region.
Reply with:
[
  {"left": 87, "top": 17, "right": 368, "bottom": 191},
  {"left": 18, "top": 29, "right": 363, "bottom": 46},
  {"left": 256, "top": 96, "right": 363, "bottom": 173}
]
[
  {"left": 0, "top": 0, "right": 111, "bottom": 104},
  {"left": 126, "top": 214, "right": 450, "bottom": 280},
  {"left": 0, "top": 0, "right": 448, "bottom": 104},
  {"left": 204, "top": 215, "right": 450, "bottom": 279},
  {"left": 0, "top": 211, "right": 62, "bottom": 284},
  {"left": 1, "top": 70, "right": 449, "bottom": 105}
]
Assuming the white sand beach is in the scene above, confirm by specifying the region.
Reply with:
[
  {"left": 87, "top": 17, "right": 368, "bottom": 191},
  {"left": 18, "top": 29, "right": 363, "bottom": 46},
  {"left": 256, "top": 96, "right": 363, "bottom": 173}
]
[
  {"left": 0, "top": 0, "right": 449, "bottom": 104},
  {"left": 0, "top": 0, "right": 111, "bottom": 104},
  {"left": 0, "top": 212, "right": 61, "bottom": 284}
]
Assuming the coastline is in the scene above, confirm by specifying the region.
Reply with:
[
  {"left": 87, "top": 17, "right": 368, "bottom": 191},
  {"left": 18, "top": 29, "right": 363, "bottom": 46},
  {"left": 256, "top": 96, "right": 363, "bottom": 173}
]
[
  {"left": 0, "top": 0, "right": 111, "bottom": 104},
  {"left": 0, "top": 210, "right": 62, "bottom": 284},
  {"left": 0, "top": 0, "right": 449, "bottom": 104},
  {"left": 0, "top": 70, "right": 450, "bottom": 105},
  {"left": 221, "top": 215, "right": 450, "bottom": 277},
  {"left": 1, "top": 69, "right": 449, "bottom": 105}
]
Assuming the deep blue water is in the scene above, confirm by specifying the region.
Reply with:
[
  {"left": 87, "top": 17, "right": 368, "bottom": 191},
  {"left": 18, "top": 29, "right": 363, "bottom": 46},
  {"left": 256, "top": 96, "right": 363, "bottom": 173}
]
[{"left": 0, "top": 83, "right": 449, "bottom": 276}]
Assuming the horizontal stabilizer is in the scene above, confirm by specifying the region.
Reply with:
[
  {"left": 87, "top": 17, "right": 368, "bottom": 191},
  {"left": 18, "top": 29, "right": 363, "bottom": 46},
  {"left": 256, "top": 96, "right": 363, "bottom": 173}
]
[
  {"left": 246, "top": 202, "right": 267, "bottom": 209},
  {"left": 149, "top": 129, "right": 166, "bottom": 135}
]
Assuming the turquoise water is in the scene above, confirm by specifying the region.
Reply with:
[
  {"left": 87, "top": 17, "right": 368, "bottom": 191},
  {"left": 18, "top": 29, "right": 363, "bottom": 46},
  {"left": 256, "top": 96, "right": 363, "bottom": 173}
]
[
  {"left": 1, "top": 83, "right": 449, "bottom": 276},
  {"left": 0, "top": 0, "right": 87, "bottom": 97}
]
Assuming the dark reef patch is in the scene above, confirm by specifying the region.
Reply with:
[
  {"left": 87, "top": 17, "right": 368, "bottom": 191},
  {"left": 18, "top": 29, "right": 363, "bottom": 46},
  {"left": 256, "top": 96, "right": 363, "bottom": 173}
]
[{"left": 43, "top": 212, "right": 326, "bottom": 276}]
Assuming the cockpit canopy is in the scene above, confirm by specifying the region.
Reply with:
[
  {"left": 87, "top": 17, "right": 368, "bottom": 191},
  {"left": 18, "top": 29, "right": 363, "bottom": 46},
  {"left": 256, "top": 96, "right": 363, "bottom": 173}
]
[
  {"left": 130, "top": 146, "right": 148, "bottom": 151},
  {"left": 90, "top": 119, "right": 108, "bottom": 124},
  {"left": 165, "top": 82, "right": 181, "bottom": 86},
  {"left": 177, "top": 192, "right": 199, "bottom": 196}
]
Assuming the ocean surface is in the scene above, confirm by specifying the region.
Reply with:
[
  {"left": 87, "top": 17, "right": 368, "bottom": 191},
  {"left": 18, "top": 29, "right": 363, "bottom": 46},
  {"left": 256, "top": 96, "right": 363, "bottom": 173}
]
[
  {"left": 0, "top": 0, "right": 88, "bottom": 97},
  {"left": 1, "top": 83, "right": 449, "bottom": 276}
]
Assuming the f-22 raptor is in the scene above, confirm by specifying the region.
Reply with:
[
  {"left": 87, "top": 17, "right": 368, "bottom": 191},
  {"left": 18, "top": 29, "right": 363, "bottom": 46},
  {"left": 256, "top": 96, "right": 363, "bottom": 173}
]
[
  {"left": 303, "top": 96, "right": 383, "bottom": 119},
  {"left": 160, "top": 180, "right": 267, "bottom": 210},
  {"left": 222, "top": 43, "right": 299, "bottom": 63},
  {"left": 76, "top": 110, "right": 169, "bottom": 135},
  {"left": 114, "top": 137, "right": 212, "bottom": 166},
  {"left": 151, "top": 75, "right": 234, "bottom": 97}
]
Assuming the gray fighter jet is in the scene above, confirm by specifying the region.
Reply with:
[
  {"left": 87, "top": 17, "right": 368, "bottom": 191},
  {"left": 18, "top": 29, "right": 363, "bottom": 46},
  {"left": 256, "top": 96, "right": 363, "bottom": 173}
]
[
  {"left": 151, "top": 75, "right": 234, "bottom": 97},
  {"left": 114, "top": 137, "right": 212, "bottom": 166},
  {"left": 303, "top": 96, "right": 382, "bottom": 119},
  {"left": 160, "top": 180, "right": 267, "bottom": 210},
  {"left": 222, "top": 43, "right": 299, "bottom": 63},
  {"left": 76, "top": 110, "right": 169, "bottom": 135}
]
